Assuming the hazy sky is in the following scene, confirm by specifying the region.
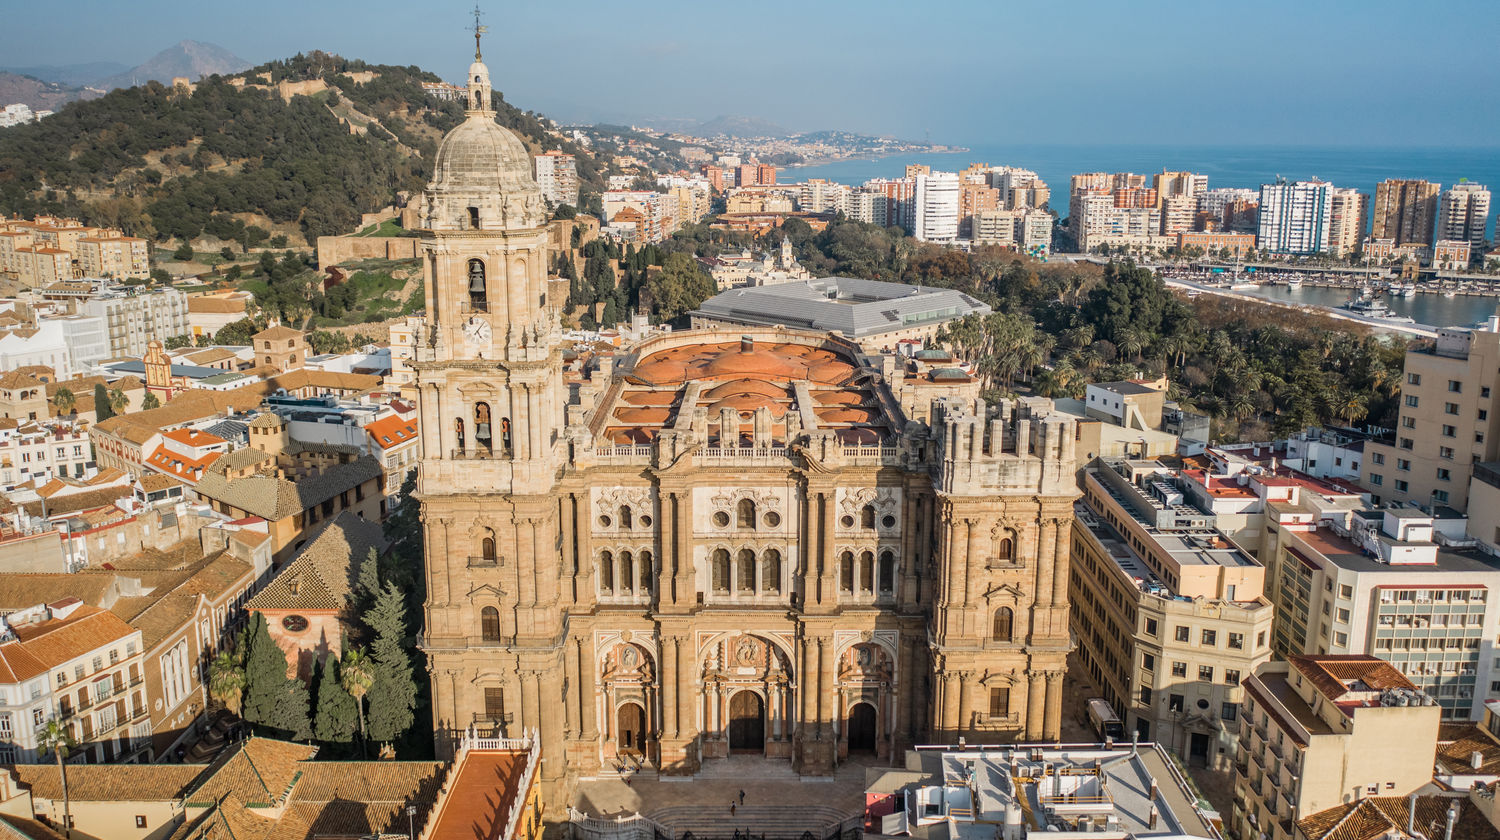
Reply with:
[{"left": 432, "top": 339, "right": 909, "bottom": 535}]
[{"left": 9, "top": 0, "right": 1499, "bottom": 146}]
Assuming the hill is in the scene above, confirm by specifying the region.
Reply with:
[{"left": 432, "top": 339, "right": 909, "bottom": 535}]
[
  {"left": 0, "top": 72, "right": 100, "bottom": 113},
  {"left": 693, "top": 114, "right": 792, "bottom": 138},
  {"left": 0, "top": 51, "right": 606, "bottom": 246},
  {"left": 0, "top": 61, "right": 126, "bottom": 88},
  {"left": 97, "top": 40, "right": 250, "bottom": 91}
]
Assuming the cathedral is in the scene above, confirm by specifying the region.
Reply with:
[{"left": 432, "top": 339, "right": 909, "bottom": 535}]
[{"left": 412, "top": 40, "right": 1080, "bottom": 793}]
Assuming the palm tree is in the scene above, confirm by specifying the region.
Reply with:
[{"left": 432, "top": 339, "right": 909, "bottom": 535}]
[
  {"left": 106, "top": 388, "right": 129, "bottom": 416},
  {"left": 1334, "top": 390, "right": 1369, "bottom": 427},
  {"left": 38, "top": 718, "right": 75, "bottom": 838},
  {"left": 52, "top": 388, "right": 75, "bottom": 417},
  {"left": 207, "top": 651, "right": 246, "bottom": 716},
  {"left": 340, "top": 647, "right": 374, "bottom": 756},
  {"left": 141, "top": 392, "right": 161, "bottom": 411},
  {"left": 1116, "top": 329, "right": 1145, "bottom": 364}
]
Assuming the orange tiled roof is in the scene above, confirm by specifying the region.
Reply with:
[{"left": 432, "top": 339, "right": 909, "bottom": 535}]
[
  {"left": 366, "top": 413, "right": 418, "bottom": 451},
  {"left": 1289, "top": 654, "right": 1418, "bottom": 701},
  {"left": 0, "top": 604, "right": 137, "bottom": 682}
]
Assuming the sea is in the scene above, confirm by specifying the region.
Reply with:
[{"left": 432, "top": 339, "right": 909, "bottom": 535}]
[
  {"left": 784, "top": 143, "right": 1500, "bottom": 240},
  {"left": 1226, "top": 283, "right": 1500, "bottom": 330}
]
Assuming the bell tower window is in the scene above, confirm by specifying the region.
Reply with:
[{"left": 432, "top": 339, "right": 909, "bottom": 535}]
[
  {"left": 475, "top": 402, "right": 492, "bottom": 449},
  {"left": 468, "top": 259, "right": 487, "bottom": 311},
  {"left": 468, "top": 207, "right": 480, "bottom": 229}
]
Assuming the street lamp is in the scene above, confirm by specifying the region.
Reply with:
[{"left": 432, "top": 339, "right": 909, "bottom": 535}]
[{"left": 407, "top": 804, "right": 417, "bottom": 840}]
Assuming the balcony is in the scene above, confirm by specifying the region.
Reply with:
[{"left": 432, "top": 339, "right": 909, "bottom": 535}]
[
  {"left": 1268, "top": 739, "right": 1284, "bottom": 760},
  {"left": 450, "top": 447, "right": 512, "bottom": 461},
  {"left": 461, "top": 300, "right": 490, "bottom": 314},
  {"left": 468, "top": 555, "right": 502, "bottom": 568}
]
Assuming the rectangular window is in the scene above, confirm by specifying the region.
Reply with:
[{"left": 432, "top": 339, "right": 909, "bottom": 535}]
[
  {"left": 1441, "top": 446, "right": 1455, "bottom": 459},
  {"left": 1222, "top": 702, "right": 1238, "bottom": 722},
  {"left": 1481, "top": 410, "right": 1490, "bottom": 421},
  {"left": 1434, "top": 490, "right": 1450, "bottom": 503},
  {"left": 1442, "top": 424, "right": 1457, "bottom": 437},
  {"left": 1400, "top": 438, "right": 1414, "bottom": 450},
  {"left": 1340, "top": 584, "right": 1354, "bottom": 599},
  {"left": 1373, "top": 452, "right": 1386, "bottom": 465},
  {"left": 1397, "top": 459, "right": 1411, "bottom": 471},
  {"left": 1395, "top": 480, "right": 1409, "bottom": 492},
  {"left": 1336, "top": 608, "right": 1351, "bottom": 623},
  {"left": 1228, "top": 632, "right": 1244, "bottom": 650},
  {"left": 1438, "top": 468, "right": 1452, "bottom": 481},
  {"left": 1406, "top": 395, "right": 1420, "bottom": 407},
  {"left": 989, "top": 687, "right": 1011, "bottom": 717},
  {"left": 1175, "top": 626, "right": 1190, "bottom": 643},
  {"left": 1402, "top": 417, "right": 1416, "bottom": 429},
  {"left": 1225, "top": 669, "right": 1241, "bottom": 686},
  {"left": 136, "top": 817, "right": 147, "bottom": 829},
  {"left": 1408, "top": 373, "right": 1422, "bottom": 385},
  {"left": 1483, "top": 386, "right": 1492, "bottom": 398},
  {"left": 483, "top": 687, "right": 505, "bottom": 720},
  {"left": 1139, "top": 687, "right": 1152, "bottom": 705},
  {"left": 1142, "top": 653, "right": 1156, "bottom": 672},
  {"left": 1199, "top": 665, "right": 1215, "bottom": 681},
  {"left": 1450, "top": 380, "right": 1463, "bottom": 393},
  {"left": 1169, "top": 694, "right": 1184, "bottom": 712},
  {"left": 1334, "top": 631, "right": 1349, "bottom": 647},
  {"left": 1172, "top": 661, "right": 1187, "bottom": 677},
  {"left": 1145, "top": 618, "right": 1158, "bottom": 636},
  {"left": 1201, "top": 629, "right": 1217, "bottom": 646},
  {"left": 1371, "top": 474, "right": 1384, "bottom": 486},
  {"left": 1446, "top": 403, "right": 1460, "bottom": 415},
  {"left": 1479, "top": 433, "right": 1487, "bottom": 444}
]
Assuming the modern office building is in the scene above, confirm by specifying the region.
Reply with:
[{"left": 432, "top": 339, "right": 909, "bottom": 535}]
[
  {"left": 532, "top": 150, "right": 579, "bottom": 209},
  {"left": 1258, "top": 181, "right": 1335, "bottom": 256},
  {"left": 1372, "top": 179, "right": 1442, "bottom": 247},
  {"left": 1070, "top": 458, "right": 1275, "bottom": 770},
  {"left": 1234, "top": 655, "right": 1442, "bottom": 840},
  {"left": 1361, "top": 317, "right": 1500, "bottom": 511},
  {"left": 1439, "top": 182, "right": 1491, "bottom": 251}
]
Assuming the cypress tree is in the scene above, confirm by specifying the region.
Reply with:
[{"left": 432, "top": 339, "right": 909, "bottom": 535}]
[
  {"left": 240, "top": 613, "right": 287, "bottom": 727},
  {"left": 363, "top": 581, "right": 416, "bottom": 744},
  {"left": 93, "top": 383, "right": 113, "bottom": 421},
  {"left": 312, "top": 657, "right": 357, "bottom": 744}
]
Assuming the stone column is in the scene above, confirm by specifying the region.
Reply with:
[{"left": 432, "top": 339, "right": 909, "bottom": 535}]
[
  {"left": 1051, "top": 518, "right": 1072, "bottom": 607},
  {"left": 434, "top": 517, "right": 453, "bottom": 608},
  {"left": 963, "top": 518, "right": 982, "bottom": 607},
  {"left": 663, "top": 637, "right": 679, "bottom": 739},
  {"left": 1043, "top": 671, "right": 1064, "bottom": 740},
  {"left": 563, "top": 639, "right": 579, "bottom": 739},
  {"left": 941, "top": 672, "right": 960, "bottom": 737},
  {"left": 1025, "top": 670, "right": 1046, "bottom": 739},
  {"left": 579, "top": 638, "right": 598, "bottom": 740},
  {"left": 819, "top": 493, "right": 836, "bottom": 605},
  {"left": 816, "top": 638, "right": 831, "bottom": 738},
  {"left": 955, "top": 671, "right": 972, "bottom": 740}
]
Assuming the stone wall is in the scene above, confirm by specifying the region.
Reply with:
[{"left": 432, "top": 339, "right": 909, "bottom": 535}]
[{"left": 316, "top": 235, "right": 420, "bottom": 268}]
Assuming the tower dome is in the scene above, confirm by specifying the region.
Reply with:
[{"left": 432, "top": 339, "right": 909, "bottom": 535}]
[{"left": 420, "top": 44, "right": 544, "bottom": 232}]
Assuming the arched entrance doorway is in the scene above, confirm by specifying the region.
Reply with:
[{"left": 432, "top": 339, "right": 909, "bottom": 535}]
[
  {"left": 847, "top": 702, "right": 877, "bottom": 753},
  {"left": 617, "top": 702, "right": 646, "bottom": 754},
  {"left": 727, "top": 691, "right": 765, "bottom": 753}
]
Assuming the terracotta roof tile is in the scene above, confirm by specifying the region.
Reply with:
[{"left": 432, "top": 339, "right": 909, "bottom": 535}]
[
  {"left": 247, "top": 513, "right": 384, "bottom": 612},
  {"left": 1297, "top": 796, "right": 1500, "bottom": 840},
  {"left": 186, "top": 737, "right": 319, "bottom": 808},
  {"left": 10, "top": 763, "right": 203, "bottom": 802}
]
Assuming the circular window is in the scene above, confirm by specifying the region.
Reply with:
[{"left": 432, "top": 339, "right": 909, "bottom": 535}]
[
  {"left": 281, "top": 615, "right": 309, "bottom": 633},
  {"left": 840, "top": 515, "right": 855, "bottom": 528},
  {"left": 712, "top": 511, "right": 730, "bottom": 528},
  {"left": 640, "top": 514, "right": 653, "bottom": 527},
  {"left": 1196, "top": 698, "right": 1210, "bottom": 710},
  {"left": 598, "top": 515, "right": 612, "bottom": 528},
  {"left": 764, "top": 511, "right": 781, "bottom": 528},
  {"left": 881, "top": 515, "right": 896, "bottom": 529}
]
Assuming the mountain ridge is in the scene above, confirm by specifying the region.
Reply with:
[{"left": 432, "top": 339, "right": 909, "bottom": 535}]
[{"left": 97, "top": 40, "right": 251, "bottom": 91}]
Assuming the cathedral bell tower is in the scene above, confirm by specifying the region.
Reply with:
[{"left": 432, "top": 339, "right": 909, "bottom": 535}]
[{"left": 414, "top": 21, "right": 569, "bottom": 769}]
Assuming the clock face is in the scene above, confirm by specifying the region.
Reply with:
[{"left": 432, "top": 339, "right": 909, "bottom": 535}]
[
  {"left": 464, "top": 316, "right": 492, "bottom": 343},
  {"left": 282, "top": 615, "right": 309, "bottom": 633}
]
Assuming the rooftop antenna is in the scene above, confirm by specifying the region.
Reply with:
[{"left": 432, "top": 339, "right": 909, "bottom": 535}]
[{"left": 471, "top": 4, "right": 488, "bottom": 60}]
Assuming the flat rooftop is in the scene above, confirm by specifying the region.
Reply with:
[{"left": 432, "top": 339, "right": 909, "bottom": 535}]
[
  {"left": 1290, "top": 526, "right": 1500, "bottom": 576},
  {"left": 1092, "top": 469, "right": 1258, "bottom": 569},
  {"left": 691, "top": 276, "right": 991, "bottom": 338}
]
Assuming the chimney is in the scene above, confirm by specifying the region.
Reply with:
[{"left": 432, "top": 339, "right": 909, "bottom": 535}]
[
  {"left": 1408, "top": 793, "right": 1418, "bottom": 835},
  {"left": 741, "top": 335, "right": 754, "bottom": 353}
]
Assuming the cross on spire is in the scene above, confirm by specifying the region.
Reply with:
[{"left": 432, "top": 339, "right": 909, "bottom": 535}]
[{"left": 471, "top": 4, "right": 488, "bottom": 60}]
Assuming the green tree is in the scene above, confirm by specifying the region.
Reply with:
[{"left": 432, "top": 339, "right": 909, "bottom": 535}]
[
  {"left": 220, "top": 246, "right": 235, "bottom": 261},
  {"left": 340, "top": 647, "right": 375, "bottom": 755},
  {"left": 241, "top": 613, "right": 311, "bottom": 739},
  {"left": 140, "top": 392, "right": 161, "bottom": 411},
  {"left": 363, "top": 581, "right": 417, "bottom": 746},
  {"left": 645, "top": 252, "right": 715, "bottom": 323},
  {"left": 164, "top": 333, "right": 193, "bottom": 349},
  {"left": 93, "top": 383, "right": 113, "bottom": 421},
  {"left": 207, "top": 650, "right": 246, "bottom": 716},
  {"left": 38, "top": 718, "right": 75, "bottom": 838},
  {"left": 173, "top": 242, "right": 193, "bottom": 261},
  {"left": 107, "top": 388, "right": 128, "bottom": 416},
  {"left": 214, "top": 318, "right": 259, "bottom": 346},
  {"left": 52, "top": 388, "right": 75, "bottom": 416},
  {"left": 313, "top": 656, "right": 358, "bottom": 744}
]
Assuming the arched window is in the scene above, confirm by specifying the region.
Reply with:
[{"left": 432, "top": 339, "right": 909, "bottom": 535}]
[
  {"left": 860, "top": 505, "right": 876, "bottom": 529},
  {"left": 997, "top": 535, "right": 1014, "bottom": 562},
  {"left": 859, "top": 550, "right": 875, "bottom": 592},
  {"left": 878, "top": 550, "right": 895, "bottom": 592},
  {"left": 481, "top": 536, "right": 496, "bottom": 562},
  {"left": 993, "top": 607, "right": 1014, "bottom": 642},
  {"left": 500, "top": 417, "right": 512, "bottom": 451},
  {"left": 481, "top": 606, "right": 501, "bottom": 642},
  {"left": 639, "top": 551, "right": 653, "bottom": 592},
  {"left": 840, "top": 551, "right": 855, "bottom": 593},
  {"left": 737, "top": 498, "right": 756, "bottom": 528},
  {"left": 468, "top": 259, "right": 487, "bottom": 308},
  {"left": 621, "top": 551, "right": 634, "bottom": 592},
  {"left": 737, "top": 549, "right": 756, "bottom": 592},
  {"left": 455, "top": 418, "right": 466, "bottom": 451},
  {"left": 467, "top": 207, "right": 480, "bottom": 229},
  {"left": 600, "top": 550, "right": 614, "bottom": 592},
  {"left": 762, "top": 549, "right": 781, "bottom": 593},
  {"left": 475, "top": 402, "right": 492, "bottom": 449},
  {"left": 712, "top": 549, "right": 730, "bottom": 592},
  {"left": 619, "top": 506, "right": 633, "bottom": 529}
]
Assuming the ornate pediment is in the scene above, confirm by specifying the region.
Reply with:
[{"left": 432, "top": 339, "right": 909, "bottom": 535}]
[{"left": 983, "top": 582, "right": 1025, "bottom": 603}]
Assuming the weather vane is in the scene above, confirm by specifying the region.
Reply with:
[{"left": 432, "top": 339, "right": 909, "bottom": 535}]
[{"left": 471, "top": 4, "right": 488, "bottom": 60}]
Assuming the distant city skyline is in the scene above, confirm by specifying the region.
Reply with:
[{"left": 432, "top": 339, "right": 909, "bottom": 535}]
[{"left": 5, "top": 0, "right": 1500, "bottom": 147}]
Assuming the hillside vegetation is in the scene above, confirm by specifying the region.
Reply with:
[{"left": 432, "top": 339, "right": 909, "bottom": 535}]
[{"left": 0, "top": 51, "right": 604, "bottom": 245}]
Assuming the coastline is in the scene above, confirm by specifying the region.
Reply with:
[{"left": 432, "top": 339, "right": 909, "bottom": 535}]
[{"left": 1163, "top": 278, "right": 1438, "bottom": 339}]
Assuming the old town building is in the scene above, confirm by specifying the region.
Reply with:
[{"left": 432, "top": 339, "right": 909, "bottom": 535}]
[{"left": 412, "top": 38, "right": 1080, "bottom": 796}]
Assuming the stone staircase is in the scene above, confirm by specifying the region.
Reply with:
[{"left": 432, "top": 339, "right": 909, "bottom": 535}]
[
  {"left": 645, "top": 804, "right": 854, "bottom": 840},
  {"left": 694, "top": 756, "right": 804, "bottom": 781}
]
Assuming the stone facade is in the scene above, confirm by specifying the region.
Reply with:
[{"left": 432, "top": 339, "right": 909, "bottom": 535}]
[{"left": 414, "top": 45, "right": 1079, "bottom": 800}]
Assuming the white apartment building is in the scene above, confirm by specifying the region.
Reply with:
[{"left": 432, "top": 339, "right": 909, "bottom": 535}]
[
  {"left": 1439, "top": 182, "right": 1491, "bottom": 251},
  {"left": 798, "top": 179, "right": 850, "bottom": 214},
  {"left": 986, "top": 167, "right": 1050, "bottom": 210},
  {"left": 0, "top": 600, "right": 147, "bottom": 764},
  {"left": 0, "top": 420, "right": 95, "bottom": 488},
  {"left": 1258, "top": 181, "right": 1335, "bottom": 256},
  {"left": 1281, "top": 427, "right": 1367, "bottom": 483},
  {"left": 846, "top": 188, "right": 889, "bottom": 227},
  {"left": 77, "top": 287, "right": 190, "bottom": 359},
  {"left": 1327, "top": 188, "right": 1370, "bottom": 257},
  {"left": 911, "top": 172, "right": 960, "bottom": 242},
  {"left": 533, "top": 151, "right": 580, "bottom": 209},
  {"left": 1075, "top": 193, "right": 1165, "bottom": 252},
  {"left": 972, "top": 209, "right": 1053, "bottom": 252}
]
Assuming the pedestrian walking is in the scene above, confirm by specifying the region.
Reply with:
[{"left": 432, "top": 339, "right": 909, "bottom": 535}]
[
  {"left": 739, "top": 789, "right": 746, "bottom": 805},
  {"left": 730, "top": 803, "right": 737, "bottom": 816}
]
